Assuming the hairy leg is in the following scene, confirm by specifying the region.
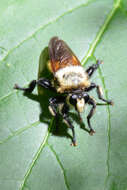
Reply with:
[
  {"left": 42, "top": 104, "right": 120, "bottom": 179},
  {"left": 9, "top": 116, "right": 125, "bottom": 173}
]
[
  {"left": 86, "top": 60, "right": 103, "bottom": 78},
  {"left": 14, "top": 78, "right": 56, "bottom": 93},
  {"left": 85, "top": 83, "right": 113, "bottom": 105},
  {"left": 87, "top": 97, "right": 96, "bottom": 135},
  {"left": 62, "top": 103, "right": 77, "bottom": 146}
]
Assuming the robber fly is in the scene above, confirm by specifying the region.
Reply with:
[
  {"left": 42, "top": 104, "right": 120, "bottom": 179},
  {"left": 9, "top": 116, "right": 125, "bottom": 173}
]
[{"left": 14, "top": 37, "right": 113, "bottom": 146}]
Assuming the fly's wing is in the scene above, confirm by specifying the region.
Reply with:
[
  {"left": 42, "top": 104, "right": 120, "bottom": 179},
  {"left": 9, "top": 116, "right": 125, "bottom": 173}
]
[{"left": 48, "top": 37, "right": 81, "bottom": 73}]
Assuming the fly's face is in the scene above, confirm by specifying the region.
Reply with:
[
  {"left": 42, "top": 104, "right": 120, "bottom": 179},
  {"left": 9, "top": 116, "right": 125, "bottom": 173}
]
[{"left": 69, "top": 93, "right": 88, "bottom": 113}]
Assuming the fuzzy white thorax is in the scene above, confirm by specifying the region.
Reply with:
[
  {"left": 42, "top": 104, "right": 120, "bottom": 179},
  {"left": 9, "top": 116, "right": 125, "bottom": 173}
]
[{"left": 55, "top": 66, "right": 90, "bottom": 92}]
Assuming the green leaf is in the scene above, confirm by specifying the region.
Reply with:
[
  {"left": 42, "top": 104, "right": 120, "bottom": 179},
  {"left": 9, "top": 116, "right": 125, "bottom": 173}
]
[{"left": 0, "top": 0, "right": 127, "bottom": 190}]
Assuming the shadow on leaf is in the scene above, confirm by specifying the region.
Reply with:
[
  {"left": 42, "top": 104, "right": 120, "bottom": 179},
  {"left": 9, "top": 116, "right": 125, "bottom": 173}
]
[{"left": 23, "top": 47, "right": 90, "bottom": 143}]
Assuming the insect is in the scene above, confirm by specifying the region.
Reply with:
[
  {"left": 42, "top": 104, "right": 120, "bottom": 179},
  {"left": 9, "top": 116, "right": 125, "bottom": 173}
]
[{"left": 14, "top": 37, "right": 113, "bottom": 146}]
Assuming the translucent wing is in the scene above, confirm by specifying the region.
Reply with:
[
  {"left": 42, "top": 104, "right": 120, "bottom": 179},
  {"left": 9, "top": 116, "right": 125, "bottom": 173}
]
[{"left": 48, "top": 37, "right": 81, "bottom": 73}]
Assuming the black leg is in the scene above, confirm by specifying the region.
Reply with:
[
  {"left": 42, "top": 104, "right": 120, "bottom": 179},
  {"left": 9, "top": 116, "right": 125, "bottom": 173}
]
[
  {"left": 14, "top": 80, "right": 36, "bottom": 93},
  {"left": 14, "top": 78, "right": 56, "bottom": 93},
  {"left": 85, "top": 83, "right": 113, "bottom": 105},
  {"left": 48, "top": 96, "right": 66, "bottom": 116},
  {"left": 87, "top": 97, "right": 96, "bottom": 135},
  {"left": 85, "top": 82, "right": 96, "bottom": 92},
  {"left": 37, "top": 78, "right": 56, "bottom": 92},
  {"left": 63, "top": 117, "right": 76, "bottom": 146},
  {"left": 48, "top": 97, "right": 58, "bottom": 116},
  {"left": 48, "top": 96, "right": 77, "bottom": 146},
  {"left": 86, "top": 60, "right": 103, "bottom": 78},
  {"left": 62, "top": 104, "right": 77, "bottom": 146},
  {"left": 69, "top": 94, "right": 81, "bottom": 121}
]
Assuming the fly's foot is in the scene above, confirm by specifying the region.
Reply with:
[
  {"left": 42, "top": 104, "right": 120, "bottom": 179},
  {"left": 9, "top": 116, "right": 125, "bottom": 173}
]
[
  {"left": 71, "top": 141, "right": 77, "bottom": 146},
  {"left": 14, "top": 84, "right": 20, "bottom": 89},
  {"left": 108, "top": 100, "right": 114, "bottom": 106},
  {"left": 89, "top": 129, "right": 95, "bottom": 136}
]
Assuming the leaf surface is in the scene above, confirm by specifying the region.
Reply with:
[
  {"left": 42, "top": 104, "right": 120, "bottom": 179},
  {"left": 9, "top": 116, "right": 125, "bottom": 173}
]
[{"left": 0, "top": 0, "right": 127, "bottom": 190}]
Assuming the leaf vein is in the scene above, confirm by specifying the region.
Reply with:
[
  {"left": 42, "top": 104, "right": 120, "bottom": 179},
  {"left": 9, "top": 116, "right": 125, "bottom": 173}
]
[
  {"left": 81, "top": 3, "right": 120, "bottom": 64},
  {"left": 81, "top": 1, "right": 121, "bottom": 187},
  {"left": 98, "top": 68, "right": 111, "bottom": 188},
  {"left": 0, "top": 120, "right": 40, "bottom": 145},
  {"left": 48, "top": 143, "right": 70, "bottom": 190},
  {"left": 19, "top": 118, "right": 53, "bottom": 190},
  {"left": 0, "top": 0, "right": 94, "bottom": 63},
  {"left": 0, "top": 81, "right": 30, "bottom": 103},
  {"left": 0, "top": 91, "right": 15, "bottom": 102}
]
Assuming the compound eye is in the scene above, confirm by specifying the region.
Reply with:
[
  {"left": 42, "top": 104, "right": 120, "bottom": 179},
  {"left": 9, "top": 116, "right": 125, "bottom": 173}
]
[
  {"left": 71, "top": 94, "right": 77, "bottom": 99},
  {"left": 69, "top": 94, "right": 77, "bottom": 106},
  {"left": 82, "top": 92, "right": 87, "bottom": 97}
]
